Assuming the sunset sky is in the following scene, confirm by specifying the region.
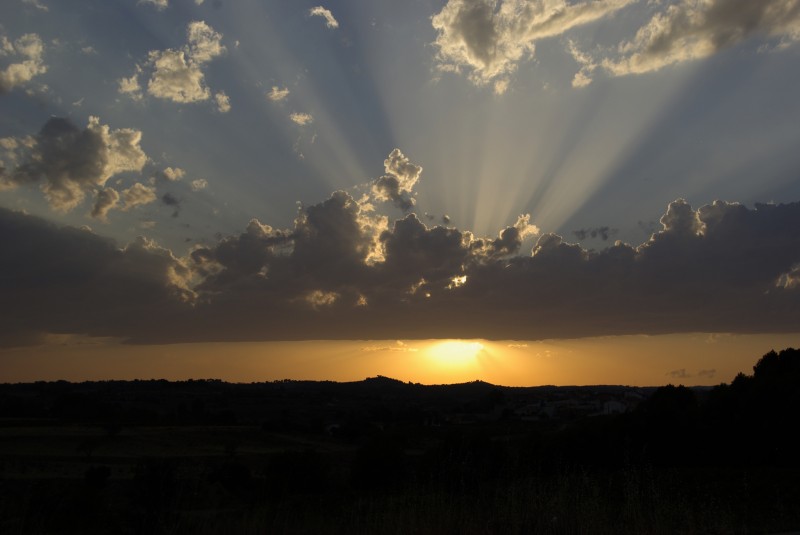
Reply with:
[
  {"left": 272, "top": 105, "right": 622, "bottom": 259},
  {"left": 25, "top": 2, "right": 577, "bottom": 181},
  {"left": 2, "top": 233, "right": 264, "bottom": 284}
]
[{"left": 2, "top": 0, "right": 800, "bottom": 385}]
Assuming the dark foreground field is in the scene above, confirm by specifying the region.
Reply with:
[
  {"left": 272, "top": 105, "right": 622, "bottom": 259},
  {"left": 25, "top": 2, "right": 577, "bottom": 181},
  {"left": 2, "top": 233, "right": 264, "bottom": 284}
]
[{"left": 1, "top": 348, "right": 799, "bottom": 534}]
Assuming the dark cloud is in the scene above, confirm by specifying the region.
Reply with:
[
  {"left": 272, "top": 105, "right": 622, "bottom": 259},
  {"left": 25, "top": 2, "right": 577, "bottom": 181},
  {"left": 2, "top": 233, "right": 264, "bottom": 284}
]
[
  {"left": 1, "top": 117, "right": 147, "bottom": 212},
  {"left": 573, "top": 226, "right": 617, "bottom": 242},
  {"left": 667, "top": 369, "right": 690, "bottom": 379},
  {"left": 379, "top": 213, "right": 470, "bottom": 289},
  {"left": 0, "top": 207, "right": 192, "bottom": 346},
  {"left": 2, "top": 159, "right": 800, "bottom": 345},
  {"left": 697, "top": 369, "right": 717, "bottom": 379},
  {"left": 162, "top": 192, "right": 180, "bottom": 206},
  {"left": 161, "top": 192, "right": 181, "bottom": 217}
]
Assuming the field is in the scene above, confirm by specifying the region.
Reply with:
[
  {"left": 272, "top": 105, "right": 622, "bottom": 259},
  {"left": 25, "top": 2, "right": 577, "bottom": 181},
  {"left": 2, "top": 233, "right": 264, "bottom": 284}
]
[{"left": 1, "top": 349, "right": 799, "bottom": 533}]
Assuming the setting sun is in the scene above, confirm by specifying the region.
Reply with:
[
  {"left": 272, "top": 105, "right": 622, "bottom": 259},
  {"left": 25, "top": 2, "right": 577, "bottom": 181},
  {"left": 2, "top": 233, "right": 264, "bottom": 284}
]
[{"left": 427, "top": 340, "right": 485, "bottom": 368}]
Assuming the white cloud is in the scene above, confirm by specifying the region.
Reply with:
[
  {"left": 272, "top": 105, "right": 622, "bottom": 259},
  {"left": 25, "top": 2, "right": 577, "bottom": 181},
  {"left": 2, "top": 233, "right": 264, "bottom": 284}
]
[
  {"left": 0, "top": 33, "right": 47, "bottom": 93},
  {"left": 139, "top": 0, "right": 168, "bottom": 10},
  {"left": 118, "top": 70, "right": 143, "bottom": 100},
  {"left": 122, "top": 182, "right": 157, "bottom": 210},
  {"left": 306, "top": 290, "right": 339, "bottom": 308},
  {"left": 191, "top": 178, "right": 208, "bottom": 191},
  {"left": 290, "top": 112, "right": 314, "bottom": 126},
  {"left": 186, "top": 20, "right": 225, "bottom": 63},
  {"left": 22, "top": 0, "right": 49, "bottom": 12},
  {"left": 147, "top": 49, "right": 210, "bottom": 103},
  {"left": 431, "top": 0, "right": 633, "bottom": 93},
  {"left": 121, "top": 21, "right": 226, "bottom": 107},
  {"left": 309, "top": 6, "right": 339, "bottom": 29},
  {"left": 267, "top": 85, "right": 290, "bottom": 102},
  {"left": 161, "top": 167, "right": 185, "bottom": 181},
  {"left": 0, "top": 137, "right": 19, "bottom": 151},
  {"left": 214, "top": 90, "right": 230, "bottom": 113},
  {"left": 568, "top": 39, "right": 597, "bottom": 88},
  {"left": 581, "top": 0, "right": 800, "bottom": 85}
]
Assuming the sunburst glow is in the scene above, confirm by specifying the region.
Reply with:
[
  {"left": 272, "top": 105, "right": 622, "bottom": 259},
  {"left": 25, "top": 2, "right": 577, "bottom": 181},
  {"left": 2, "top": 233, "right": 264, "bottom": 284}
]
[
  {"left": 1, "top": 0, "right": 799, "bottom": 388},
  {"left": 427, "top": 340, "right": 485, "bottom": 368}
]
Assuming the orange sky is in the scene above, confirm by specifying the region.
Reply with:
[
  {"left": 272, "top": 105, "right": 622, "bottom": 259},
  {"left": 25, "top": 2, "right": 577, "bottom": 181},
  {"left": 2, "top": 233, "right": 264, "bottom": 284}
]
[{"left": 2, "top": 333, "right": 799, "bottom": 386}]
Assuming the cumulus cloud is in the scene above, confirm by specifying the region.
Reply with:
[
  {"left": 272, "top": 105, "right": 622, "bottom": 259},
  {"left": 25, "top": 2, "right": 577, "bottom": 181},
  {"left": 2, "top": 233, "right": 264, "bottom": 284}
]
[
  {"left": 0, "top": 135, "right": 35, "bottom": 174},
  {"left": 118, "top": 70, "right": 143, "bottom": 100},
  {"left": 122, "top": 182, "right": 157, "bottom": 210},
  {"left": 147, "top": 51, "right": 206, "bottom": 102},
  {"left": 370, "top": 149, "right": 423, "bottom": 211},
  {"left": 474, "top": 214, "right": 540, "bottom": 259},
  {"left": 305, "top": 289, "right": 339, "bottom": 308},
  {"left": 0, "top": 32, "right": 47, "bottom": 93},
  {"left": 89, "top": 182, "right": 155, "bottom": 220},
  {"left": 90, "top": 188, "right": 120, "bottom": 222},
  {"left": 3, "top": 148, "right": 800, "bottom": 345},
  {"left": 3, "top": 116, "right": 147, "bottom": 212},
  {"left": 214, "top": 90, "right": 230, "bottom": 112},
  {"left": 289, "top": 112, "right": 313, "bottom": 125},
  {"left": 159, "top": 167, "right": 185, "bottom": 181},
  {"left": 309, "top": 6, "right": 339, "bottom": 29},
  {"left": 431, "top": 0, "right": 633, "bottom": 93},
  {"left": 186, "top": 20, "right": 225, "bottom": 63},
  {"left": 267, "top": 86, "right": 290, "bottom": 102},
  {"left": 579, "top": 0, "right": 800, "bottom": 85},
  {"left": 120, "top": 21, "right": 225, "bottom": 106}
]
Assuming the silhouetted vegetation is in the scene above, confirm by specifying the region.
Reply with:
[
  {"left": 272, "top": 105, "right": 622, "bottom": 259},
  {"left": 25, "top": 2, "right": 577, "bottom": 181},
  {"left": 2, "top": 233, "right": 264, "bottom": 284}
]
[{"left": 1, "top": 349, "right": 799, "bottom": 533}]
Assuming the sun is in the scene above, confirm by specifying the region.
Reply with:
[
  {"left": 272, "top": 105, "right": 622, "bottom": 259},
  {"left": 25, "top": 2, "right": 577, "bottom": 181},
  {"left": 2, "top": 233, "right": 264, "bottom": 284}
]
[{"left": 427, "top": 340, "right": 485, "bottom": 368}]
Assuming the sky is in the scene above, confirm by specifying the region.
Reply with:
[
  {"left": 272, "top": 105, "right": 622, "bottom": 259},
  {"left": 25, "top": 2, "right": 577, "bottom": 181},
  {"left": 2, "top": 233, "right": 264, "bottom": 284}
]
[{"left": 2, "top": 0, "right": 800, "bottom": 385}]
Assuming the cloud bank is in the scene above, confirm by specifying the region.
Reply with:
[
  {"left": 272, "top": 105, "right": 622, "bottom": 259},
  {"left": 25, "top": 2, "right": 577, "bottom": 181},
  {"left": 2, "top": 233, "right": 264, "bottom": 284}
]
[{"left": 2, "top": 150, "right": 799, "bottom": 346}]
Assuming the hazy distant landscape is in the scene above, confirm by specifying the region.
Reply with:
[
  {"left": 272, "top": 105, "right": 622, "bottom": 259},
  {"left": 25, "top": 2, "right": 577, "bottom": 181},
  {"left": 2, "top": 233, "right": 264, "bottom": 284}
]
[{"left": 2, "top": 348, "right": 798, "bottom": 534}]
